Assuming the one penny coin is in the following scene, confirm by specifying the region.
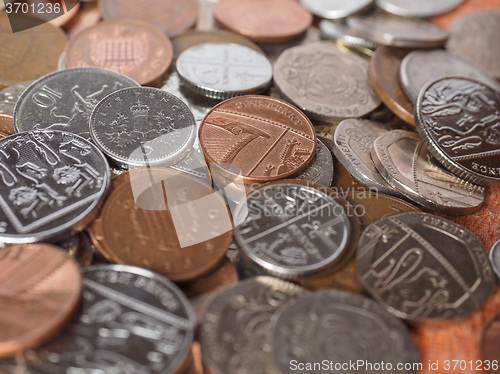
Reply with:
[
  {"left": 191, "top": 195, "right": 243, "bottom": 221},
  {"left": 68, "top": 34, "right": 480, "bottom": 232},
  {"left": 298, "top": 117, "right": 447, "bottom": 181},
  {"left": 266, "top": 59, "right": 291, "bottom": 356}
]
[
  {"left": 64, "top": 19, "right": 173, "bottom": 86},
  {"left": 0, "top": 114, "right": 14, "bottom": 135},
  {"left": 0, "top": 244, "right": 81, "bottom": 357},
  {"left": 199, "top": 95, "right": 316, "bottom": 184}
]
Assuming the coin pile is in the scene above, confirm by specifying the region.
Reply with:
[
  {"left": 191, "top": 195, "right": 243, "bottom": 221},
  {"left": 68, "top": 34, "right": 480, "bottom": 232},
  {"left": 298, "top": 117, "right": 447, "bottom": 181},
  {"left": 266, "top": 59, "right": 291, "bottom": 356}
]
[{"left": 0, "top": 0, "right": 499, "bottom": 373}]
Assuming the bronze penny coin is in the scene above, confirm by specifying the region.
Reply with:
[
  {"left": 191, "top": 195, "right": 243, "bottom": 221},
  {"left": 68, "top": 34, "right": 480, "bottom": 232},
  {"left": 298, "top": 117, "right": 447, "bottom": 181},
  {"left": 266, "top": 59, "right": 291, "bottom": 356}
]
[
  {"left": 481, "top": 312, "right": 500, "bottom": 374},
  {"left": 0, "top": 243, "right": 82, "bottom": 357},
  {"left": 99, "top": 0, "right": 198, "bottom": 37},
  {"left": 89, "top": 168, "right": 233, "bottom": 282},
  {"left": 64, "top": 19, "right": 173, "bottom": 86},
  {"left": 369, "top": 46, "right": 415, "bottom": 126},
  {"left": 200, "top": 95, "right": 316, "bottom": 184},
  {"left": 0, "top": 113, "right": 13, "bottom": 135},
  {"left": 0, "top": 14, "right": 66, "bottom": 89},
  {"left": 62, "top": 1, "right": 102, "bottom": 39},
  {"left": 0, "top": 131, "right": 9, "bottom": 140},
  {"left": 432, "top": 0, "right": 500, "bottom": 28},
  {"left": 214, "top": 0, "right": 313, "bottom": 43}
]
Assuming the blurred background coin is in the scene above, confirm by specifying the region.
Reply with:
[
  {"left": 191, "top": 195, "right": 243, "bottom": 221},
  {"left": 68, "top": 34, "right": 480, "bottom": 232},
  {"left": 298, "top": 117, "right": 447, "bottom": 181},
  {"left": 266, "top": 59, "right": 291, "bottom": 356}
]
[
  {"left": 489, "top": 239, "right": 500, "bottom": 282},
  {"left": 480, "top": 311, "right": 500, "bottom": 374},
  {"left": 377, "top": 0, "right": 464, "bottom": 18},
  {"left": 0, "top": 81, "right": 34, "bottom": 118},
  {"left": 319, "top": 19, "right": 379, "bottom": 52},
  {"left": 300, "top": 0, "right": 374, "bottom": 19}
]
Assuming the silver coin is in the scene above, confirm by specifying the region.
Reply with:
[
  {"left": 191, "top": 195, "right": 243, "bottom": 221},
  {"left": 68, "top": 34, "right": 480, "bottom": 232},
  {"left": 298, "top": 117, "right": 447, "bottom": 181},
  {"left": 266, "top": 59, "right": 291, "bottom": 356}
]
[
  {"left": 176, "top": 43, "right": 273, "bottom": 100},
  {"left": 371, "top": 130, "right": 485, "bottom": 214},
  {"left": 319, "top": 19, "right": 379, "bottom": 51},
  {"left": 300, "top": 0, "right": 374, "bottom": 19},
  {"left": 14, "top": 67, "right": 139, "bottom": 141},
  {"left": 295, "top": 139, "right": 334, "bottom": 187},
  {"left": 57, "top": 52, "right": 67, "bottom": 71},
  {"left": 332, "top": 119, "right": 401, "bottom": 197},
  {"left": 489, "top": 240, "right": 500, "bottom": 283},
  {"left": 272, "top": 289, "right": 420, "bottom": 374},
  {"left": 0, "top": 81, "right": 34, "bottom": 115},
  {"left": 400, "top": 49, "right": 500, "bottom": 102},
  {"left": 90, "top": 87, "right": 197, "bottom": 169},
  {"left": 24, "top": 265, "right": 196, "bottom": 374},
  {"left": 347, "top": 11, "right": 449, "bottom": 48},
  {"left": 356, "top": 212, "right": 495, "bottom": 320},
  {"left": 415, "top": 77, "right": 500, "bottom": 185},
  {"left": 200, "top": 276, "right": 306, "bottom": 374},
  {"left": 233, "top": 181, "right": 351, "bottom": 279},
  {"left": 377, "top": 0, "right": 464, "bottom": 18},
  {"left": 274, "top": 42, "right": 381, "bottom": 121},
  {"left": 0, "top": 130, "right": 110, "bottom": 243}
]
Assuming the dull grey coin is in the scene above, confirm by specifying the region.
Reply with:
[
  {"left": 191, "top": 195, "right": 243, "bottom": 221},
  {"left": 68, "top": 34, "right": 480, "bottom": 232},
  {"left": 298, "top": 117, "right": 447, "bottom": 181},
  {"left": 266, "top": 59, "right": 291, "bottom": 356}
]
[
  {"left": 377, "top": 0, "right": 464, "bottom": 18},
  {"left": 415, "top": 77, "right": 500, "bottom": 185},
  {"left": 272, "top": 289, "right": 420, "bottom": 374},
  {"left": 24, "top": 265, "right": 196, "bottom": 374},
  {"left": 0, "top": 80, "right": 34, "bottom": 115},
  {"left": 14, "top": 67, "right": 139, "bottom": 141},
  {"left": 356, "top": 212, "right": 495, "bottom": 320},
  {"left": 295, "top": 139, "right": 334, "bottom": 187},
  {"left": 90, "top": 87, "right": 197, "bottom": 169},
  {"left": 274, "top": 42, "right": 381, "bottom": 121},
  {"left": 233, "top": 181, "right": 351, "bottom": 279},
  {"left": 176, "top": 43, "right": 273, "bottom": 100},
  {"left": 400, "top": 49, "right": 500, "bottom": 102},
  {"left": 489, "top": 240, "right": 500, "bottom": 283},
  {"left": 300, "top": 0, "right": 373, "bottom": 19},
  {"left": 200, "top": 276, "right": 306, "bottom": 374},
  {"left": 347, "top": 11, "right": 449, "bottom": 48},
  {"left": 319, "top": 19, "right": 378, "bottom": 51},
  {"left": 371, "top": 130, "right": 485, "bottom": 214},
  {"left": 0, "top": 130, "right": 110, "bottom": 243}
]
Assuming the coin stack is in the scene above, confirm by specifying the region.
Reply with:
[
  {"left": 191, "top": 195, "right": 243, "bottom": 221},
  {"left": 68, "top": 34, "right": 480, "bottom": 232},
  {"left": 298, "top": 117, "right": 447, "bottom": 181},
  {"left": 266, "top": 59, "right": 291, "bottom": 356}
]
[{"left": 0, "top": 0, "right": 499, "bottom": 373}]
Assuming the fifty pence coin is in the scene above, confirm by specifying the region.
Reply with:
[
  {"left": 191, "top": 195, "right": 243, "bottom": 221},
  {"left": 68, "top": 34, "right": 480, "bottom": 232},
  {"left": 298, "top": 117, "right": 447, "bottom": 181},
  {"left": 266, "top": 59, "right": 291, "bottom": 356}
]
[
  {"left": 14, "top": 67, "right": 139, "bottom": 140},
  {"left": 176, "top": 43, "right": 273, "bottom": 100},
  {"left": 200, "top": 276, "right": 306, "bottom": 374},
  {"left": 295, "top": 138, "right": 335, "bottom": 187},
  {"left": 274, "top": 42, "right": 381, "bottom": 122},
  {"left": 24, "top": 265, "right": 196, "bottom": 374},
  {"left": 272, "top": 290, "right": 420, "bottom": 374},
  {"left": 90, "top": 87, "right": 196, "bottom": 169},
  {"left": 377, "top": 0, "right": 464, "bottom": 18},
  {"left": 0, "top": 244, "right": 82, "bottom": 358},
  {"left": 356, "top": 212, "right": 495, "bottom": 320},
  {"left": 400, "top": 49, "right": 500, "bottom": 102},
  {"left": 0, "top": 130, "right": 110, "bottom": 243},
  {"left": 415, "top": 77, "right": 500, "bottom": 184},
  {"left": 480, "top": 312, "right": 500, "bottom": 374},
  {"left": 371, "top": 130, "right": 485, "bottom": 214},
  {"left": 299, "top": 0, "right": 374, "bottom": 19},
  {"left": 489, "top": 239, "right": 500, "bottom": 282}
]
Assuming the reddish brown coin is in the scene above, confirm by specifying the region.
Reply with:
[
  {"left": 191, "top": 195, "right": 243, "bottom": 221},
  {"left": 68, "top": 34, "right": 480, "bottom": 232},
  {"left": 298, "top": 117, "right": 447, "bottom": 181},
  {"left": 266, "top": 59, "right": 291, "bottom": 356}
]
[
  {"left": 64, "top": 19, "right": 173, "bottom": 86},
  {"left": 431, "top": 0, "right": 500, "bottom": 28},
  {"left": 214, "top": 0, "right": 313, "bottom": 43},
  {"left": 369, "top": 46, "right": 415, "bottom": 126},
  {"left": 99, "top": 0, "right": 199, "bottom": 37},
  {"left": 89, "top": 168, "right": 233, "bottom": 282},
  {"left": 63, "top": 1, "right": 102, "bottom": 39},
  {"left": 199, "top": 95, "right": 317, "bottom": 184},
  {"left": 0, "top": 113, "right": 14, "bottom": 135},
  {"left": 0, "top": 244, "right": 82, "bottom": 357}
]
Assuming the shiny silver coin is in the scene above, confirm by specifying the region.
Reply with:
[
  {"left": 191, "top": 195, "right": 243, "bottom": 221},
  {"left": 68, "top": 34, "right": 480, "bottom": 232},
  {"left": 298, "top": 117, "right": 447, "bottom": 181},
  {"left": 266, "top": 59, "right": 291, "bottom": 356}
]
[
  {"left": 356, "top": 212, "right": 495, "bottom": 320},
  {"left": 300, "top": 0, "right": 373, "bottom": 19},
  {"left": 233, "top": 181, "right": 351, "bottom": 279},
  {"left": 332, "top": 119, "right": 400, "bottom": 197},
  {"left": 176, "top": 43, "right": 273, "bottom": 100},
  {"left": 57, "top": 52, "right": 67, "bottom": 70},
  {"left": 14, "top": 67, "right": 139, "bottom": 141},
  {"left": 0, "top": 130, "right": 110, "bottom": 243},
  {"left": 0, "top": 80, "right": 34, "bottom": 115},
  {"left": 489, "top": 240, "right": 500, "bottom": 283},
  {"left": 295, "top": 139, "right": 334, "bottom": 187},
  {"left": 24, "top": 265, "right": 196, "bottom": 374},
  {"left": 273, "top": 42, "right": 380, "bottom": 121},
  {"left": 272, "top": 289, "right": 420, "bottom": 374},
  {"left": 200, "top": 276, "right": 306, "bottom": 374},
  {"left": 377, "top": 0, "right": 463, "bottom": 18},
  {"left": 400, "top": 49, "right": 500, "bottom": 102},
  {"left": 347, "top": 11, "right": 449, "bottom": 48},
  {"left": 415, "top": 77, "right": 500, "bottom": 185},
  {"left": 90, "top": 87, "right": 197, "bottom": 169},
  {"left": 319, "top": 19, "right": 378, "bottom": 51},
  {"left": 371, "top": 130, "right": 485, "bottom": 215}
]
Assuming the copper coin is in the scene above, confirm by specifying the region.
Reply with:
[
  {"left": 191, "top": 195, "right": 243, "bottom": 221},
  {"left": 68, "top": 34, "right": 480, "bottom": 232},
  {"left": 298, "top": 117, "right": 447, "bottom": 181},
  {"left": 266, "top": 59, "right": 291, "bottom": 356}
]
[
  {"left": 0, "top": 131, "right": 9, "bottom": 140},
  {"left": 64, "top": 19, "right": 173, "bottom": 86},
  {"left": 49, "top": 0, "right": 80, "bottom": 27},
  {"left": 62, "top": 1, "right": 102, "bottom": 39},
  {"left": 89, "top": 168, "right": 233, "bottom": 282},
  {"left": 214, "top": 0, "right": 313, "bottom": 43},
  {"left": 0, "top": 113, "right": 13, "bottom": 135},
  {"left": 369, "top": 46, "right": 415, "bottom": 126},
  {"left": 0, "top": 14, "right": 66, "bottom": 89},
  {"left": 99, "top": 0, "right": 198, "bottom": 37},
  {"left": 0, "top": 243, "right": 82, "bottom": 357},
  {"left": 431, "top": 0, "right": 500, "bottom": 28},
  {"left": 481, "top": 312, "right": 500, "bottom": 374},
  {"left": 199, "top": 95, "right": 316, "bottom": 184}
]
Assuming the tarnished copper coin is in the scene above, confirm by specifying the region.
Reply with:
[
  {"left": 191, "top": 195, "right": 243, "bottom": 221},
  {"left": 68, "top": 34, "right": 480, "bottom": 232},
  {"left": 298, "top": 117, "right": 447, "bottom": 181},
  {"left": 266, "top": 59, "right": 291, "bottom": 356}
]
[
  {"left": 99, "top": 0, "right": 198, "bottom": 37},
  {"left": 199, "top": 95, "right": 316, "bottom": 184},
  {"left": 481, "top": 312, "right": 500, "bottom": 374},
  {"left": 0, "top": 114, "right": 13, "bottom": 135},
  {"left": 214, "top": 0, "right": 313, "bottom": 43},
  {"left": 0, "top": 244, "right": 82, "bottom": 357},
  {"left": 0, "top": 14, "right": 66, "bottom": 88},
  {"left": 64, "top": 19, "right": 173, "bottom": 86},
  {"left": 369, "top": 46, "right": 415, "bottom": 126}
]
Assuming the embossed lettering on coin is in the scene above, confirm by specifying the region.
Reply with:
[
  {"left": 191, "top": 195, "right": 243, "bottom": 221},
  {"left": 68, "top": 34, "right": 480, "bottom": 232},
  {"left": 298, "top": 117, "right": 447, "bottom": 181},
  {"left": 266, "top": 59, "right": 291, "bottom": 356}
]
[{"left": 295, "top": 139, "right": 334, "bottom": 187}]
